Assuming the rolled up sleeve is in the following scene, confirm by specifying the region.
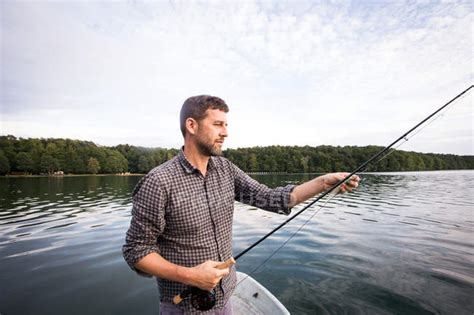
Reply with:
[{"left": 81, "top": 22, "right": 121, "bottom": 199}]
[
  {"left": 122, "top": 174, "right": 167, "bottom": 277},
  {"left": 232, "top": 164, "right": 295, "bottom": 215}
]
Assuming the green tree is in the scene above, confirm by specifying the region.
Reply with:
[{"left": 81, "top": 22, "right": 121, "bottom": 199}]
[
  {"left": 29, "top": 139, "right": 45, "bottom": 173},
  {"left": 386, "top": 154, "right": 401, "bottom": 171},
  {"left": 70, "top": 155, "right": 86, "bottom": 173},
  {"left": 40, "top": 154, "right": 59, "bottom": 175},
  {"left": 87, "top": 157, "right": 100, "bottom": 174},
  {"left": 249, "top": 153, "right": 258, "bottom": 172},
  {"left": 301, "top": 156, "right": 309, "bottom": 173},
  {"left": 102, "top": 149, "right": 128, "bottom": 173},
  {"left": 0, "top": 136, "right": 17, "bottom": 171},
  {"left": 137, "top": 155, "right": 150, "bottom": 173},
  {"left": 0, "top": 150, "right": 10, "bottom": 175},
  {"left": 16, "top": 152, "right": 35, "bottom": 173}
]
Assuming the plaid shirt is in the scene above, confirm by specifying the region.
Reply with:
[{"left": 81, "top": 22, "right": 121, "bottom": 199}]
[{"left": 122, "top": 148, "right": 295, "bottom": 314}]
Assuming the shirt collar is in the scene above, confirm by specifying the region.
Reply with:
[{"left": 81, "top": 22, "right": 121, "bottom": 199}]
[{"left": 178, "top": 147, "right": 216, "bottom": 175}]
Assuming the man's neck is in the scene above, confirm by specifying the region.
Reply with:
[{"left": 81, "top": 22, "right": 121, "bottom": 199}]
[{"left": 183, "top": 143, "right": 210, "bottom": 176}]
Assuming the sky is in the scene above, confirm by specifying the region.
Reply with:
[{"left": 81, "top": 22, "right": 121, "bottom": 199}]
[{"left": 1, "top": 0, "right": 473, "bottom": 155}]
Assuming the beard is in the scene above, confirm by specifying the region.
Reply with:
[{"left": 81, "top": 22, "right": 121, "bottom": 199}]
[{"left": 195, "top": 133, "right": 223, "bottom": 157}]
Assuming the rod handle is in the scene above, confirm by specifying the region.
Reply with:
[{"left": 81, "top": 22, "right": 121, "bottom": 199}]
[
  {"left": 217, "top": 257, "right": 236, "bottom": 270},
  {"left": 172, "top": 257, "right": 236, "bottom": 305}
]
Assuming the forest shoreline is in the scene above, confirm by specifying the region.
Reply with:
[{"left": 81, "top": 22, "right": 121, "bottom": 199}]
[{"left": 2, "top": 169, "right": 472, "bottom": 178}]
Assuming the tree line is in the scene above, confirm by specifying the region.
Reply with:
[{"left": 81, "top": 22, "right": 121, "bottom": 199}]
[
  {"left": 0, "top": 136, "right": 128, "bottom": 175},
  {"left": 223, "top": 146, "right": 473, "bottom": 173},
  {"left": 0, "top": 135, "right": 472, "bottom": 175}
]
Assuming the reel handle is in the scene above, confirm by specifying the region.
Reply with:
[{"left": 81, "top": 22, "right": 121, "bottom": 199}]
[{"left": 172, "top": 257, "right": 236, "bottom": 305}]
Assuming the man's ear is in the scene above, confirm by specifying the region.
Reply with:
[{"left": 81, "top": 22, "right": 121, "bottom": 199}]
[{"left": 185, "top": 118, "right": 198, "bottom": 135}]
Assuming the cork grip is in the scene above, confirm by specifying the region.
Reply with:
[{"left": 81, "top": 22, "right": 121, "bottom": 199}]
[
  {"left": 172, "top": 257, "right": 236, "bottom": 305},
  {"left": 217, "top": 257, "right": 236, "bottom": 269}
]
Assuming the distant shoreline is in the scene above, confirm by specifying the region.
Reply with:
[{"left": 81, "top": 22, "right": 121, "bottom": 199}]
[
  {"left": 2, "top": 169, "right": 472, "bottom": 178},
  {"left": 2, "top": 136, "right": 472, "bottom": 174},
  {"left": 2, "top": 173, "right": 145, "bottom": 178}
]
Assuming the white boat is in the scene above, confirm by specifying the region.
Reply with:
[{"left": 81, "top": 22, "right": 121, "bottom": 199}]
[{"left": 231, "top": 271, "right": 290, "bottom": 315}]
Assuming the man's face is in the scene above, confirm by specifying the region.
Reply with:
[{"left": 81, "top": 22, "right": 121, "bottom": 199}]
[{"left": 195, "top": 109, "right": 228, "bottom": 156}]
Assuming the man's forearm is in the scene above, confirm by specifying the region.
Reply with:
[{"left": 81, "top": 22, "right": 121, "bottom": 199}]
[
  {"left": 288, "top": 176, "right": 325, "bottom": 208},
  {"left": 134, "top": 253, "right": 230, "bottom": 291},
  {"left": 135, "top": 252, "right": 194, "bottom": 285},
  {"left": 288, "top": 173, "right": 359, "bottom": 208}
]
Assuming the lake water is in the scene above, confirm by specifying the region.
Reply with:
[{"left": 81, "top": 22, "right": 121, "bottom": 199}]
[{"left": 0, "top": 171, "right": 473, "bottom": 314}]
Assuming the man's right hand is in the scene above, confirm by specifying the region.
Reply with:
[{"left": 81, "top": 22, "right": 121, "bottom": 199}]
[{"left": 188, "top": 260, "right": 230, "bottom": 291}]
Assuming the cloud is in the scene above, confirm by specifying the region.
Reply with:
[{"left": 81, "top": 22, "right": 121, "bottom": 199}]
[{"left": 0, "top": 0, "right": 472, "bottom": 154}]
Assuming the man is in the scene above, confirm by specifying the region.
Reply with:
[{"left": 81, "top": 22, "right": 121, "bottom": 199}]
[{"left": 122, "top": 95, "right": 359, "bottom": 314}]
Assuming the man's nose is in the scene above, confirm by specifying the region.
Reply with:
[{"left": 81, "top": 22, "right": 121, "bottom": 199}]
[{"left": 220, "top": 126, "right": 228, "bottom": 137}]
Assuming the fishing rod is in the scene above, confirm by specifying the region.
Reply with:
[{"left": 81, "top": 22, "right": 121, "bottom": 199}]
[
  {"left": 234, "top": 84, "right": 473, "bottom": 260},
  {"left": 173, "top": 84, "right": 473, "bottom": 310}
]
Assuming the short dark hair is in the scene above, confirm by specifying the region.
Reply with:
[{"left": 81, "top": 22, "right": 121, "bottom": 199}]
[{"left": 179, "top": 95, "right": 229, "bottom": 137}]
